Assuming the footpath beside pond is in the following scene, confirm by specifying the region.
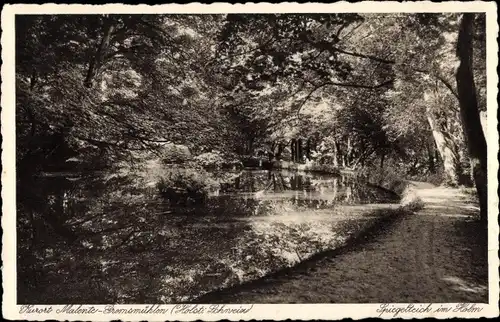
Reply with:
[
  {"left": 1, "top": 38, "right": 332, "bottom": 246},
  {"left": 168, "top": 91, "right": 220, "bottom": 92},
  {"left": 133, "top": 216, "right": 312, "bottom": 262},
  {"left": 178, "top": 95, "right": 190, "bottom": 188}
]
[{"left": 195, "top": 182, "right": 488, "bottom": 303}]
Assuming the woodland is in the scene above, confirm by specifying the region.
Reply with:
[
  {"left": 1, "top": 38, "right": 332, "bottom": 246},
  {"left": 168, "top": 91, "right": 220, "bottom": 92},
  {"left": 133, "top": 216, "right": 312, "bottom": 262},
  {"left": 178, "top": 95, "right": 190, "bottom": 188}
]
[
  {"left": 17, "top": 13, "right": 487, "bottom": 216},
  {"left": 15, "top": 13, "right": 489, "bottom": 303}
]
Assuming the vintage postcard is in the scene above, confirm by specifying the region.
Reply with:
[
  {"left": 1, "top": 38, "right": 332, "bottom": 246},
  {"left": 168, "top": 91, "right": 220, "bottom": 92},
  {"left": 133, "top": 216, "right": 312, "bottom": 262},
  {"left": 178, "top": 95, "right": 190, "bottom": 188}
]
[{"left": 2, "top": 2, "right": 499, "bottom": 320}]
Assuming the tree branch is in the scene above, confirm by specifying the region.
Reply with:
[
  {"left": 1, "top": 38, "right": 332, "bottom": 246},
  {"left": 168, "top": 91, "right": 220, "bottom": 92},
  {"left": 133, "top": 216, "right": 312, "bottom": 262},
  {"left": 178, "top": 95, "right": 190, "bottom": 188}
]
[
  {"left": 295, "top": 82, "right": 330, "bottom": 115},
  {"left": 325, "top": 78, "right": 394, "bottom": 89},
  {"left": 295, "top": 79, "right": 394, "bottom": 115},
  {"left": 303, "top": 33, "right": 396, "bottom": 65},
  {"left": 435, "top": 74, "right": 460, "bottom": 100},
  {"left": 306, "top": 33, "right": 461, "bottom": 101},
  {"left": 333, "top": 47, "right": 396, "bottom": 64}
]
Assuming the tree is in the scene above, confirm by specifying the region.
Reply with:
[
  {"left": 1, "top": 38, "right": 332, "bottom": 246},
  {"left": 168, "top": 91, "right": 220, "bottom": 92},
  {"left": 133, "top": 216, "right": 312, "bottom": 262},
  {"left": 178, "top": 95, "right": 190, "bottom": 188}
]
[
  {"left": 215, "top": 14, "right": 400, "bottom": 165},
  {"left": 340, "top": 13, "right": 489, "bottom": 186},
  {"left": 16, "top": 14, "right": 244, "bottom": 172},
  {"left": 455, "top": 13, "right": 488, "bottom": 222}
]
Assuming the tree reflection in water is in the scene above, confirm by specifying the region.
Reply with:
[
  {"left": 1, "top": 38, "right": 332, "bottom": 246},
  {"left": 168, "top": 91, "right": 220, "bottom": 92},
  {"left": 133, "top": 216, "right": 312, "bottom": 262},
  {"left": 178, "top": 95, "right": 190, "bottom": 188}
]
[{"left": 17, "top": 169, "right": 398, "bottom": 304}]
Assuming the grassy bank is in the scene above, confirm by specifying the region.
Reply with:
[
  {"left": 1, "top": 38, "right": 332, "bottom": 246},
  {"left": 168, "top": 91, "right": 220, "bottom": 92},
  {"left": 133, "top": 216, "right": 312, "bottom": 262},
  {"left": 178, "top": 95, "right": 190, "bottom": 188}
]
[{"left": 192, "top": 207, "right": 410, "bottom": 303}]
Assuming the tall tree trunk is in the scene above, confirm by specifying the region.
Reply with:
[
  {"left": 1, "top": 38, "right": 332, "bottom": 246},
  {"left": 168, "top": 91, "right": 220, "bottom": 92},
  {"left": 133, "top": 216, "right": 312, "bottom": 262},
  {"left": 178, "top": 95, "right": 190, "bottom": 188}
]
[
  {"left": 268, "top": 142, "right": 275, "bottom": 162},
  {"left": 332, "top": 140, "right": 339, "bottom": 167},
  {"left": 297, "top": 138, "right": 303, "bottom": 163},
  {"left": 306, "top": 138, "right": 311, "bottom": 160},
  {"left": 434, "top": 147, "right": 440, "bottom": 164},
  {"left": 276, "top": 143, "right": 284, "bottom": 160},
  {"left": 85, "top": 17, "right": 115, "bottom": 88},
  {"left": 426, "top": 113, "right": 460, "bottom": 185},
  {"left": 479, "top": 110, "right": 487, "bottom": 137},
  {"left": 334, "top": 141, "right": 342, "bottom": 168},
  {"left": 291, "top": 139, "right": 296, "bottom": 162},
  {"left": 22, "top": 71, "right": 38, "bottom": 161},
  {"left": 346, "top": 137, "right": 353, "bottom": 167},
  {"left": 427, "top": 141, "right": 436, "bottom": 173},
  {"left": 456, "top": 13, "right": 488, "bottom": 222},
  {"left": 248, "top": 137, "right": 254, "bottom": 155}
]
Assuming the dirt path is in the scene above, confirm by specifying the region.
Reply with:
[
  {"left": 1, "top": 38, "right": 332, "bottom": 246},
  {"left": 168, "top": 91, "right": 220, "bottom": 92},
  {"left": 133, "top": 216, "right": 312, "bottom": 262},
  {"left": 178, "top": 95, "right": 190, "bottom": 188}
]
[{"left": 195, "top": 183, "right": 488, "bottom": 303}]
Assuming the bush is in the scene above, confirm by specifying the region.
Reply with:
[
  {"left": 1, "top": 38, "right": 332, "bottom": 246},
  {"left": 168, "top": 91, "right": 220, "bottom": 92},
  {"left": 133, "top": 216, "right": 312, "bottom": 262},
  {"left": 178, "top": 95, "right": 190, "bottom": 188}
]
[
  {"left": 157, "top": 168, "right": 216, "bottom": 205},
  {"left": 194, "top": 151, "right": 225, "bottom": 169},
  {"left": 400, "top": 185, "right": 425, "bottom": 211},
  {"left": 315, "top": 152, "right": 335, "bottom": 165},
  {"left": 359, "top": 156, "right": 447, "bottom": 193},
  {"left": 161, "top": 143, "right": 192, "bottom": 165}
]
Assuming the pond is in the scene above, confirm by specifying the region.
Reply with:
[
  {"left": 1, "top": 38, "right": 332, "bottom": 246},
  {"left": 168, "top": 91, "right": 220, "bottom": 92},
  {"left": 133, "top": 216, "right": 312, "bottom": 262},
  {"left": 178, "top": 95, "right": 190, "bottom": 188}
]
[{"left": 17, "top": 168, "right": 399, "bottom": 304}]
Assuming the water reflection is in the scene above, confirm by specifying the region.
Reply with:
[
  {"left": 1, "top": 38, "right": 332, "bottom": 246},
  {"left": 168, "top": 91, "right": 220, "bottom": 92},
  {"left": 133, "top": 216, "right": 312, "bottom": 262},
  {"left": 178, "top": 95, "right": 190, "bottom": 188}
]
[
  {"left": 212, "top": 170, "right": 395, "bottom": 209},
  {"left": 17, "top": 169, "right": 398, "bottom": 304}
]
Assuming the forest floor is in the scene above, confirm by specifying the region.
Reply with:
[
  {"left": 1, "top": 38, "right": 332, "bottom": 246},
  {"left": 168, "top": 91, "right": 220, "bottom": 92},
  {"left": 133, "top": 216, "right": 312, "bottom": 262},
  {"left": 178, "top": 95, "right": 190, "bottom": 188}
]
[{"left": 194, "top": 182, "right": 489, "bottom": 303}]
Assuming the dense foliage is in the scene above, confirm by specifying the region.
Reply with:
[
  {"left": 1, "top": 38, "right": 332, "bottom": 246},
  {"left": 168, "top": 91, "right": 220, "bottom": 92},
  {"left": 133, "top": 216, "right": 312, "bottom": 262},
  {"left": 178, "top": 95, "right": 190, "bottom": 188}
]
[{"left": 16, "top": 12, "right": 488, "bottom": 226}]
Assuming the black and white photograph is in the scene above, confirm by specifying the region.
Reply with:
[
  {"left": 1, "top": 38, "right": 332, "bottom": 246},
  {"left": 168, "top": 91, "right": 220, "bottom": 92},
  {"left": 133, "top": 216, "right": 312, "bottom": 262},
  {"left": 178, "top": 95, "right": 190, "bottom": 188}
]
[{"left": 1, "top": 2, "right": 498, "bottom": 320}]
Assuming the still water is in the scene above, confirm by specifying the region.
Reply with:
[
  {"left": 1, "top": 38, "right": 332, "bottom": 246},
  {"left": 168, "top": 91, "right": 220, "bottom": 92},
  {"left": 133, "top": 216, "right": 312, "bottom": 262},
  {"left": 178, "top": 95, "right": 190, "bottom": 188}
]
[{"left": 17, "top": 169, "right": 398, "bottom": 304}]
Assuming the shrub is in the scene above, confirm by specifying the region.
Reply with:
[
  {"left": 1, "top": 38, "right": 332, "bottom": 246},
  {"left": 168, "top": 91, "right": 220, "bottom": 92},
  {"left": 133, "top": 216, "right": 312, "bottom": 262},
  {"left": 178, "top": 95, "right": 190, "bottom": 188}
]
[
  {"left": 359, "top": 156, "right": 447, "bottom": 193},
  {"left": 315, "top": 152, "right": 335, "bottom": 165},
  {"left": 400, "top": 185, "right": 425, "bottom": 211},
  {"left": 194, "top": 151, "right": 225, "bottom": 169},
  {"left": 161, "top": 143, "right": 192, "bottom": 165},
  {"left": 157, "top": 168, "right": 216, "bottom": 205}
]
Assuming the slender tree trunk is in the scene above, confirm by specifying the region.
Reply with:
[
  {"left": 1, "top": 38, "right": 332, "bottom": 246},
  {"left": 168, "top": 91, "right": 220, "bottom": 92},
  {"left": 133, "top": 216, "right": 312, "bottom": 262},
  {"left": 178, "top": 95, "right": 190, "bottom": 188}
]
[
  {"left": 479, "top": 110, "right": 487, "bottom": 137},
  {"left": 297, "top": 138, "right": 303, "bottom": 163},
  {"left": 276, "top": 143, "right": 284, "bottom": 160},
  {"left": 427, "top": 141, "right": 436, "bottom": 173},
  {"left": 434, "top": 148, "right": 440, "bottom": 165},
  {"left": 332, "top": 140, "right": 339, "bottom": 167},
  {"left": 456, "top": 13, "right": 488, "bottom": 222},
  {"left": 248, "top": 138, "right": 254, "bottom": 155},
  {"left": 380, "top": 152, "right": 385, "bottom": 169},
  {"left": 85, "top": 17, "right": 115, "bottom": 88},
  {"left": 291, "top": 139, "right": 296, "bottom": 162},
  {"left": 426, "top": 110, "right": 460, "bottom": 185},
  {"left": 268, "top": 142, "right": 275, "bottom": 162},
  {"left": 306, "top": 138, "right": 311, "bottom": 160},
  {"left": 346, "top": 137, "right": 353, "bottom": 167},
  {"left": 334, "top": 141, "right": 342, "bottom": 168}
]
